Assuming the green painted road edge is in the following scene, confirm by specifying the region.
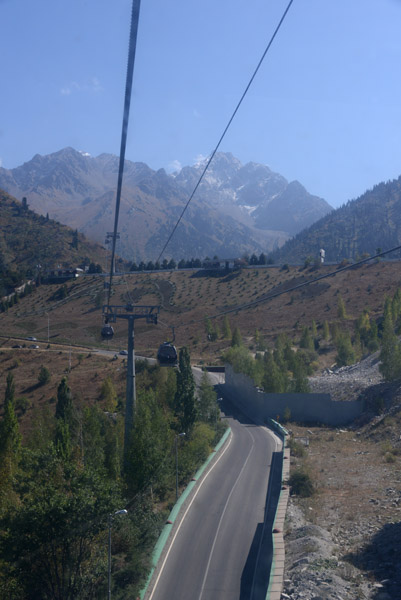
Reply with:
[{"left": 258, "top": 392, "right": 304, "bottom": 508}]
[
  {"left": 265, "top": 420, "right": 288, "bottom": 600},
  {"left": 139, "top": 426, "right": 232, "bottom": 600}
]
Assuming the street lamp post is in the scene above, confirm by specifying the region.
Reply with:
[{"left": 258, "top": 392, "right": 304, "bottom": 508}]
[
  {"left": 175, "top": 433, "right": 186, "bottom": 501},
  {"left": 45, "top": 312, "right": 50, "bottom": 344},
  {"left": 108, "top": 509, "right": 128, "bottom": 600}
]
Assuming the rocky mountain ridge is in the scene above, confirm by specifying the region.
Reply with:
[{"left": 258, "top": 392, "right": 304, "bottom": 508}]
[{"left": 0, "top": 148, "right": 332, "bottom": 261}]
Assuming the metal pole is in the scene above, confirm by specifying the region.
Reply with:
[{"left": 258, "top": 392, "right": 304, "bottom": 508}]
[
  {"left": 124, "top": 316, "right": 136, "bottom": 467},
  {"left": 175, "top": 436, "right": 178, "bottom": 501},
  {"left": 108, "top": 514, "right": 112, "bottom": 600}
]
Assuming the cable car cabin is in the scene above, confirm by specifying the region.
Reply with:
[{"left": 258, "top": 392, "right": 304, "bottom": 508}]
[
  {"left": 157, "top": 342, "right": 178, "bottom": 365},
  {"left": 101, "top": 324, "right": 114, "bottom": 340}
]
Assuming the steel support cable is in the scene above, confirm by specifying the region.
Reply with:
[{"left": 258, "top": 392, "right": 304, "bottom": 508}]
[
  {"left": 165, "top": 244, "right": 401, "bottom": 330},
  {"left": 156, "top": 0, "right": 295, "bottom": 264},
  {"left": 106, "top": 0, "right": 142, "bottom": 310}
]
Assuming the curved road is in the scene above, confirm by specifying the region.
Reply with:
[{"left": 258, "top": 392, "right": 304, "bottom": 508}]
[{"left": 146, "top": 395, "right": 282, "bottom": 600}]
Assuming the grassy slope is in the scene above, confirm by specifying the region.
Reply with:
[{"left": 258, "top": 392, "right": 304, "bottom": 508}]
[{"left": 0, "top": 259, "right": 399, "bottom": 364}]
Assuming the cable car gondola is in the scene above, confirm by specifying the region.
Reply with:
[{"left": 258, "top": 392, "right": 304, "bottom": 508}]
[
  {"left": 101, "top": 323, "right": 114, "bottom": 340},
  {"left": 157, "top": 342, "right": 178, "bottom": 365}
]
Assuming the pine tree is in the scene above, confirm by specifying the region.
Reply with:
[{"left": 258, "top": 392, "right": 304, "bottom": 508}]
[
  {"left": 337, "top": 294, "right": 347, "bottom": 319},
  {"left": 323, "top": 320, "right": 330, "bottom": 341},
  {"left": 222, "top": 316, "right": 231, "bottom": 339},
  {"left": 231, "top": 327, "right": 242, "bottom": 347},
  {"left": 56, "top": 377, "right": 73, "bottom": 421},
  {"left": 38, "top": 365, "right": 51, "bottom": 385},
  {"left": 100, "top": 376, "right": 117, "bottom": 411},
  {"left": 205, "top": 317, "right": 216, "bottom": 341},
  {"left": 335, "top": 332, "right": 355, "bottom": 367},
  {"left": 311, "top": 320, "right": 318, "bottom": 337},
  {"left": 379, "top": 310, "right": 401, "bottom": 381},
  {"left": 299, "top": 327, "right": 314, "bottom": 351},
  {"left": 262, "top": 351, "right": 288, "bottom": 393},
  {"left": 291, "top": 354, "right": 310, "bottom": 393}
]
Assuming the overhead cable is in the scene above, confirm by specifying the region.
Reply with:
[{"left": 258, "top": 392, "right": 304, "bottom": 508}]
[
  {"left": 106, "top": 0, "right": 142, "bottom": 309},
  {"left": 156, "top": 0, "right": 296, "bottom": 264},
  {"left": 176, "top": 244, "right": 401, "bottom": 328}
]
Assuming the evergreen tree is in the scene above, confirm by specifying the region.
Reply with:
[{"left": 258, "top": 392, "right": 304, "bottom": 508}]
[
  {"left": 335, "top": 332, "right": 355, "bottom": 366},
  {"left": 262, "top": 351, "right": 287, "bottom": 393},
  {"left": 100, "top": 376, "right": 118, "bottom": 411},
  {"left": 311, "top": 320, "right": 318, "bottom": 338},
  {"left": 283, "top": 339, "right": 297, "bottom": 372},
  {"left": 38, "top": 365, "right": 51, "bottom": 385},
  {"left": 55, "top": 377, "right": 73, "bottom": 422},
  {"left": 174, "top": 348, "right": 197, "bottom": 433},
  {"left": 55, "top": 419, "right": 72, "bottom": 460},
  {"left": 0, "top": 373, "right": 21, "bottom": 483},
  {"left": 222, "top": 316, "right": 231, "bottom": 339},
  {"left": 291, "top": 354, "right": 310, "bottom": 393},
  {"left": 231, "top": 327, "right": 242, "bottom": 347},
  {"left": 368, "top": 318, "right": 379, "bottom": 352},
  {"left": 379, "top": 310, "right": 401, "bottom": 381},
  {"left": 337, "top": 294, "right": 347, "bottom": 319},
  {"left": 299, "top": 327, "right": 314, "bottom": 351},
  {"left": 391, "top": 288, "right": 401, "bottom": 323},
  {"left": 205, "top": 316, "right": 216, "bottom": 341},
  {"left": 355, "top": 309, "right": 371, "bottom": 349}
]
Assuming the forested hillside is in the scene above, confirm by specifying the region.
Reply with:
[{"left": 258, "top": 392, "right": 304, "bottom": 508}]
[
  {"left": 0, "top": 348, "right": 223, "bottom": 598},
  {"left": 0, "top": 189, "right": 107, "bottom": 293},
  {"left": 271, "top": 176, "right": 401, "bottom": 263}
]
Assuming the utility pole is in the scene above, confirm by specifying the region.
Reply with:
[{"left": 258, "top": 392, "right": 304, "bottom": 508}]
[{"left": 103, "top": 304, "right": 159, "bottom": 468}]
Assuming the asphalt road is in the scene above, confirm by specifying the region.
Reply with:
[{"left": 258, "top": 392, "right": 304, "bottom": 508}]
[{"left": 146, "top": 395, "right": 282, "bottom": 600}]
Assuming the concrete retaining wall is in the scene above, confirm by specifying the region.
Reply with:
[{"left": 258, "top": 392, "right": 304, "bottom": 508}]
[{"left": 224, "top": 365, "right": 363, "bottom": 426}]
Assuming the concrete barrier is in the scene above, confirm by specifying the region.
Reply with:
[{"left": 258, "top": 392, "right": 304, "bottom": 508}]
[{"left": 224, "top": 364, "right": 363, "bottom": 426}]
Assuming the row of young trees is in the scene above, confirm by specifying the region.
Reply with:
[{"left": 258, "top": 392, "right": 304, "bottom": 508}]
[
  {"left": 128, "top": 252, "right": 274, "bottom": 273},
  {"left": 0, "top": 349, "right": 223, "bottom": 599}
]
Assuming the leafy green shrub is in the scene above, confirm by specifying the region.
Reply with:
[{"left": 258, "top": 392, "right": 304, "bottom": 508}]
[
  {"left": 385, "top": 452, "right": 396, "bottom": 463},
  {"left": 288, "top": 468, "right": 314, "bottom": 497},
  {"left": 288, "top": 438, "right": 306, "bottom": 458},
  {"left": 15, "top": 396, "right": 31, "bottom": 414}
]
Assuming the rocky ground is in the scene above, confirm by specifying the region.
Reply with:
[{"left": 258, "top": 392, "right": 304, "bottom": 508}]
[{"left": 282, "top": 354, "right": 401, "bottom": 600}]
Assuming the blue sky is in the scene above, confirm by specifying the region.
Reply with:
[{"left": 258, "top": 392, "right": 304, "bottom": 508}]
[{"left": 2, "top": 0, "right": 401, "bottom": 208}]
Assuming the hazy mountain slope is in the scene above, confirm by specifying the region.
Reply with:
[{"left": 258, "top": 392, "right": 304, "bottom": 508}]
[
  {"left": 0, "top": 149, "right": 332, "bottom": 261},
  {"left": 0, "top": 189, "right": 107, "bottom": 280},
  {"left": 271, "top": 177, "right": 401, "bottom": 263}
]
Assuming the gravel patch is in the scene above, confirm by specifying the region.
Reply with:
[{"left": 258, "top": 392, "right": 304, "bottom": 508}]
[{"left": 282, "top": 354, "right": 401, "bottom": 600}]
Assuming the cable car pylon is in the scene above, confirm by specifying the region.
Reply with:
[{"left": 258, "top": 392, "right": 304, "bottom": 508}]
[{"left": 103, "top": 304, "right": 159, "bottom": 467}]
